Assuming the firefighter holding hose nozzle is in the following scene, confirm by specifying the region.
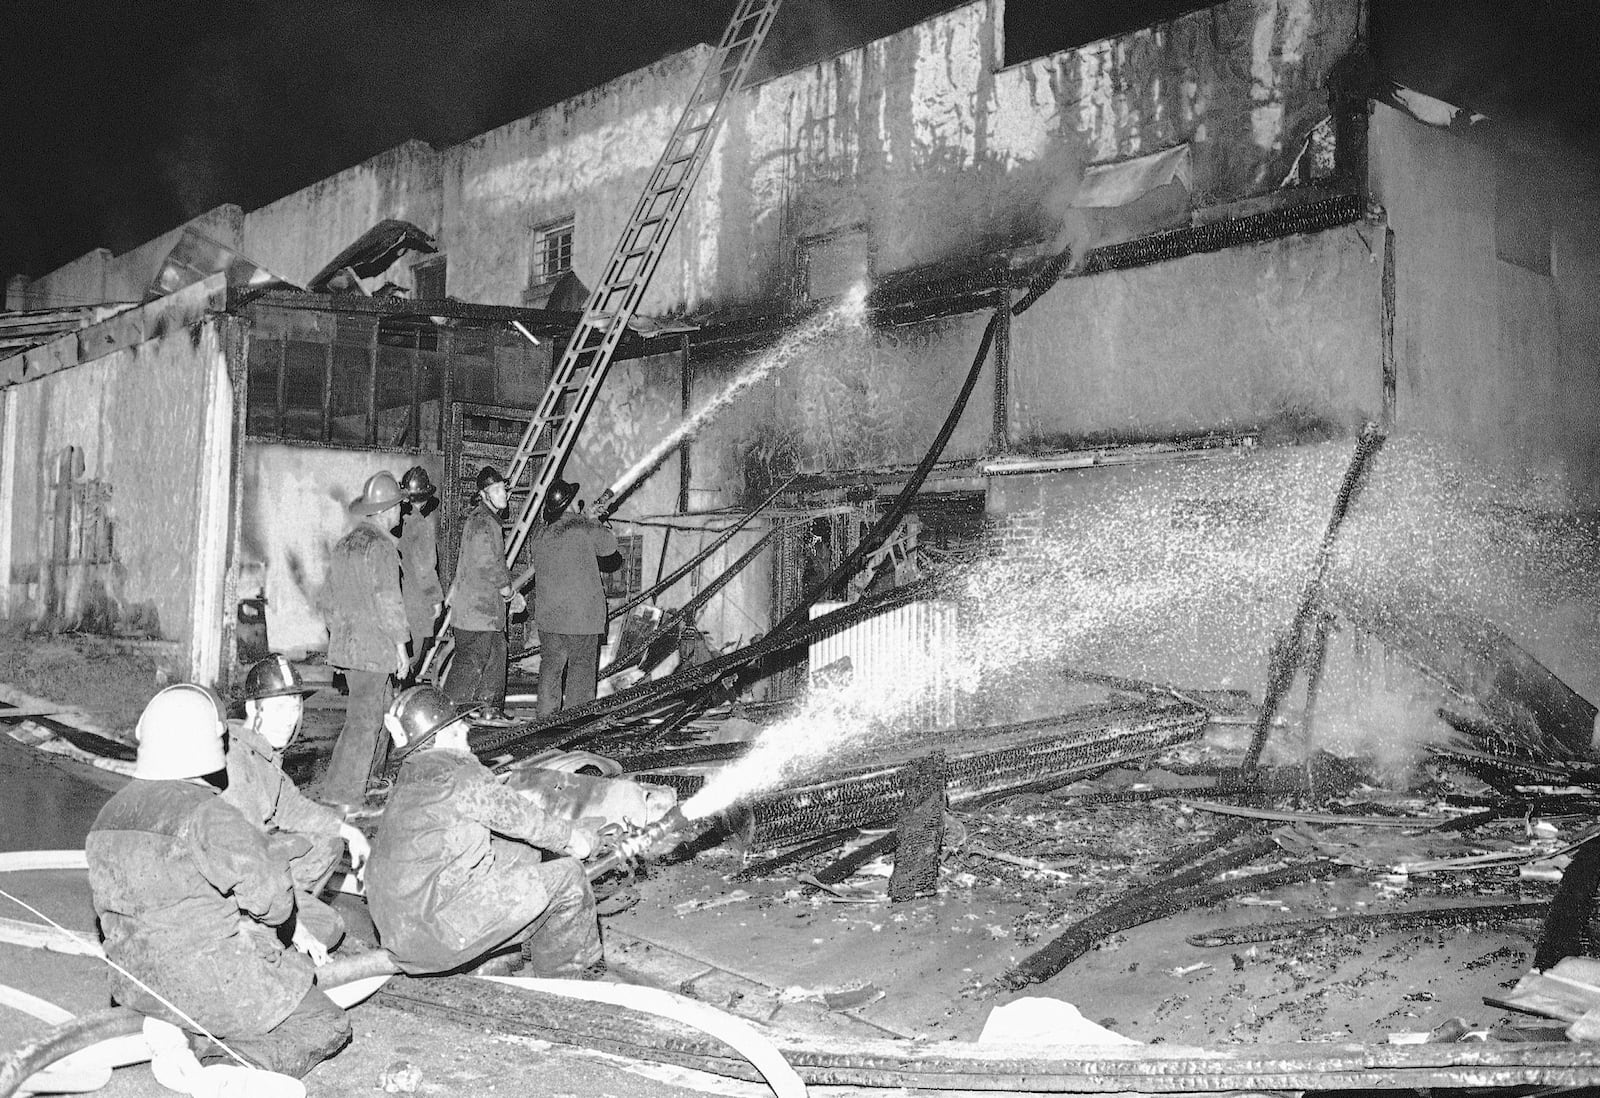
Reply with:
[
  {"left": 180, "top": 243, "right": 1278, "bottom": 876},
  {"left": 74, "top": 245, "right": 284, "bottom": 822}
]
[{"left": 362, "top": 685, "right": 609, "bottom": 977}]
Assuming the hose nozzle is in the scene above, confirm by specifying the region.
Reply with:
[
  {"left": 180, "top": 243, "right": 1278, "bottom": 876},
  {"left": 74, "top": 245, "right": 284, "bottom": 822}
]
[{"left": 584, "top": 806, "right": 693, "bottom": 881}]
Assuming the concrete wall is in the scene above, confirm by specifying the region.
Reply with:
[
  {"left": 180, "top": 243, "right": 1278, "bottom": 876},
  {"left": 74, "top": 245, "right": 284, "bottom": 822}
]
[
  {"left": 0, "top": 315, "right": 233, "bottom": 682},
  {"left": 1011, "top": 221, "right": 1383, "bottom": 446},
  {"left": 1369, "top": 104, "right": 1600, "bottom": 506},
  {"left": 241, "top": 141, "right": 443, "bottom": 291},
  {"left": 239, "top": 443, "right": 445, "bottom": 658}
]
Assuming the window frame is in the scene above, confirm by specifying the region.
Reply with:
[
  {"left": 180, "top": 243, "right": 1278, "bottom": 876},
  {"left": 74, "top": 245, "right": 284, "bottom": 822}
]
[{"left": 530, "top": 216, "right": 576, "bottom": 289}]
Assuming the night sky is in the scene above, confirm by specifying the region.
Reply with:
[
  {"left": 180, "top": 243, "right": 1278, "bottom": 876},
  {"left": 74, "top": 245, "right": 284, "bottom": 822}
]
[{"left": 2, "top": 0, "right": 1596, "bottom": 292}]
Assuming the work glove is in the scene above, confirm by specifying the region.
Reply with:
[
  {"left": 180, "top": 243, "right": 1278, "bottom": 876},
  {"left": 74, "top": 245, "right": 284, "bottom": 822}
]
[
  {"left": 340, "top": 823, "right": 371, "bottom": 882},
  {"left": 291, "top": 921, "right": 329, "bottom": 967},
  {"left": 567, "top": 816, "right": 612, "bottom": 860}
]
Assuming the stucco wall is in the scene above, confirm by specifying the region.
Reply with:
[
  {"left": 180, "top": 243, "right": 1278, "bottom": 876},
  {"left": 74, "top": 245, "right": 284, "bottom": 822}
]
[
  {"left": 441, "top": 0, "right": 1357, "bottom": 313},
  {"left": 443, "top": 51, "right": 713, "bottom": 310},
  {"left": 1010, "top": 222, "right": 1382, "bottom": 446},
  {"left": 1369, "top": 105, "right": 1600, "bottom": 506},
  {"left": 239, "top": 442, "right": 445, "bottom": 657},
  {"left": 241, "top": 141, "right": 444, "bottom": 291},
  {"left": 0, "top": 317, "right": 232, "bottom": 674}
]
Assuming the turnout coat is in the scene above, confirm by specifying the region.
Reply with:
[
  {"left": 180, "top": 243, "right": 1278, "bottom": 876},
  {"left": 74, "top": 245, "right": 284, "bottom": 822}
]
[
  {"left": 364, "top": 747, "right": 580, "bottom": 973},
  {"left": 86, "top": 778, "right": 312, "bottom": 1036}
]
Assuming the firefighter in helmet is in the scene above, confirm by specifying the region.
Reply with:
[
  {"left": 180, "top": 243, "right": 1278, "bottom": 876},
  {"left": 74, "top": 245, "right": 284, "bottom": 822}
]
[
  {"left": 86, "top": 684, "right": 351, "bottom": 1076},
  {"left": 223, "top": 654, "right": 371, "bottom": 954},
  {"left": 363, "top": 685, "right": 604, "bottom": 975}
]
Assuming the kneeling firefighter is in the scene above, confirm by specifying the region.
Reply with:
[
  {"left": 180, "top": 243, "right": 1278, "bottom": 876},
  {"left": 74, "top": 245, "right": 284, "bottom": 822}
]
[
  {"left": 362, "top": 685, "right": 606, "bottom": 975},
  {"left": 86, "top": 684, "right": 351, "bottom": 1078}
]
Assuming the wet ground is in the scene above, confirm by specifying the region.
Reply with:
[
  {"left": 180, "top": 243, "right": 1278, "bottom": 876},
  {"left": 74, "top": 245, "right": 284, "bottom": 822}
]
[
  {"left": 0, "top": 657, "right": 1574, "bottom": 1096},
  {"left": 0, "top": 734, "right": 110, "bottom": 852}
]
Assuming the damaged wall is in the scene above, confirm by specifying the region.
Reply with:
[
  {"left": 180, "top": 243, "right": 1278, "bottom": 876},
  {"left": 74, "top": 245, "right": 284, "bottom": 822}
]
[
  {"left": 0, "top": 313, "right": 234, "bottom": 682},
  {"left": 14, "top": 205, "right": 244, "bottom": 310},
  {"left": 238, "top": 443, "right": 445, "bottom": 658},
  {"left": 443, "top": 50, "right": 713, "bottom": 311},
  {"left": 1369, "top": 103, "right": 1600, "bottom": 507},
  {"left": 691, "top": 309, "right": 998, "bottom": 498},
  {"left": 241, "top": 141, "right": 443, "bottom": 290},
  {"left": 1011, "top": 222, "right": 1383, "bottom": 448},
  {"left": 438, "top": 0, "right": 1358, "bottom": 314}
]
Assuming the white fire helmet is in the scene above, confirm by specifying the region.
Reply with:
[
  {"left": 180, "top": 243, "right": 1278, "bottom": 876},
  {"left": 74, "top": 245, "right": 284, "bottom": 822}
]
[{"left": 134, "top": 684, "right": 227, "bottom": 781}]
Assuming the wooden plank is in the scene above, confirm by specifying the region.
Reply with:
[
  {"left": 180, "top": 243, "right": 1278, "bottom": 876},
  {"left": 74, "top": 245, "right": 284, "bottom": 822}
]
[{"left": 0, "top": 705, "right": 63, "bottom": 720}]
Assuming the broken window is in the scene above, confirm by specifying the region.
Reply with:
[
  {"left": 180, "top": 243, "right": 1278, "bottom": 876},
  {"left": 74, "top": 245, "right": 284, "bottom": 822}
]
[
  {"left": 531, "top": 217, "right": 575, "bottom": 288},
  {"left": 604, "top": 534, "right": 646, "bottom": 599},
  {"left": 412, "top": 257, "right": 447, "bottom": 300},
  {"left": 797, "top": 228, "right": 871, "bottom": 304}
]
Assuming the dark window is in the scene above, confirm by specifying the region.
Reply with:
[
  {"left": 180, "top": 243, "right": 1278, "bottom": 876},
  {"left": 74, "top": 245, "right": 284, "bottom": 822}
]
[
  {"left": 1004, "top": 0, "right": 1217, "bottom": 67},
  {"left": 604, "top": 534, "right": 645, "bottom": 599},
  {"left": 413, "top": 258, "right": 447, "bottom": 300},
  {"left": 532, "top": 218, "right": 575, "bottom": 286}
]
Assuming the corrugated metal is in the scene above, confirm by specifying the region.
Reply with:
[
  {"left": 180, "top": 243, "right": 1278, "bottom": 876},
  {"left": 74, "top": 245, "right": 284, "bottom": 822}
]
[{"left": 809, "top": 597, "right": 959, "bottom": 729}]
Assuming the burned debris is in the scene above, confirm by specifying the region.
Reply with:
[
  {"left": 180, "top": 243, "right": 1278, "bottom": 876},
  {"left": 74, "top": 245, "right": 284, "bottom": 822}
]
[{"left": 4, "top": 0, "right": 1600, "bottom": 1093}]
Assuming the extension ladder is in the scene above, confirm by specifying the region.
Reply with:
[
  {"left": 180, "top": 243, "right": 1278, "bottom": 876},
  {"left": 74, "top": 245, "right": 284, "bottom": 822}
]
[{"left": 421, "top": 0, "right": 783, "bottom": 681}]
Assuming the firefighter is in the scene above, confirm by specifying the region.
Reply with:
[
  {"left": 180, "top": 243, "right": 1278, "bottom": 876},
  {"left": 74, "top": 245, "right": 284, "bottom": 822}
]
[
  {"left": 363, "top": 685, "right": 603, "bottom": 976},
  {"left": 320, "top": 470, "right": 409, "bottom": 807},
  {"left": 86, "top": 685, "right": 351, "bottom": 1077},
  {"left": 442, "top": 465, "right": 523, "bottom": 725},
  {"left": 224, "top": 654, "right": 371, "bottom": 952},
  {"left": 397, "top": 465, "right": 444, "bottom": 674},
  {"left": 527, "top": 478, "right": 622, "bottom": 715}
]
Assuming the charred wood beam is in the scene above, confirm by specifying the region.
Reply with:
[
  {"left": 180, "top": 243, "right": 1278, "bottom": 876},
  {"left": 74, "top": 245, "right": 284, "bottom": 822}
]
[
  {"left": 1243, "top": 422, "right": 1386, "bottom": 771},
  {"left": 1189, "top": 901, "right": 1552, "bottom": 948},
  {"left": 1148, "top": 819, "right": 1262, "bottom": 879},
  {"left": 602, "top": 523, "right": 786, "bottom": 677},
  {"left": 733, "top": 827, "right": 861, "bottom": 881},
  {"left": 612, "top": 742, "right": 750, "bottom": 773},
  {"left": 474, "top": 578, "right": 934, "bottom": 761},
  {"left": 998, "top": 858, "right": 1346, "bottom": 991},
  {"left": 890, "top": 750, "right": 946, "bottom": 901},
  {"left": 809, "top": 830, "right": 899, "bottom": 888},
  {"left": 634, "top": 701, "right": 1206, "bottom": 850},
  {"left": 1534, "top": 835, "right": 1600, "bottom": 971}
]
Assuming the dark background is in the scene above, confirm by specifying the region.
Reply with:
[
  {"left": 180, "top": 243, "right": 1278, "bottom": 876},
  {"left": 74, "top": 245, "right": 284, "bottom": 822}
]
[{"left": 2, "top": 0, "right": 1595, "bottom": 289}]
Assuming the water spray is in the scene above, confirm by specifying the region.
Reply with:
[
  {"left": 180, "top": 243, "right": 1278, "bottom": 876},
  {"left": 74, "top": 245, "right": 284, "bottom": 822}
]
[{"left": 594, "top": 284, "right": 869, "bottom": 521}]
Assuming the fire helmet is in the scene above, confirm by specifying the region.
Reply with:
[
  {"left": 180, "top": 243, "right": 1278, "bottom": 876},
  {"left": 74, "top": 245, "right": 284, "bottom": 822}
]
[
  {"left": 544, "top": 478, "right": 579, "bottom": 521},
  {"left": 134, "top": 684, "right": 227, "bottom": 781},
  {"left": 241, "top": 654, "right": 318, "bottom": 702},
  {"left": 383, "top": 685, "right": 463, "bottom": 751},
  {"left": 350, "top": 471, "right": 403, "bottom": 516},
  {"left": 399, "top": 465, "right": 436, "bottom": 501}
]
